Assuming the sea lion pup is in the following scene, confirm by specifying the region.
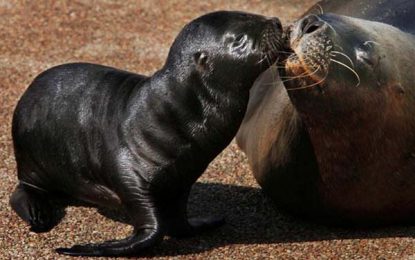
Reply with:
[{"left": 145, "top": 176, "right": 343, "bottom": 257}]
[
  {"left": 237, "top": 0, "right": 415, "bottom": 225},
  {"left": 10, "top": 11, "right": 282, "bottom": 256}
]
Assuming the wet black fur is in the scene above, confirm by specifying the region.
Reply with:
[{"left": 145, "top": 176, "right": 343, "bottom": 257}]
[{"left": 10, "top": 11, "right": 281, "bottom": 256}]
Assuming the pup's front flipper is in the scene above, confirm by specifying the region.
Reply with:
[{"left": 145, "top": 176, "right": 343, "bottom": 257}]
[
  {"left": 56, "top": 175, "right": 164, "bottom": 257},
  {"left": 55, "top": 228, "right": 161, "bottom": 256}
]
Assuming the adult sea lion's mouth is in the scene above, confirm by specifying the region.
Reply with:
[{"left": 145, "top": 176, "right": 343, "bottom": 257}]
[{"left": 279, "top": 15, "right": 333, "bottom": 91}]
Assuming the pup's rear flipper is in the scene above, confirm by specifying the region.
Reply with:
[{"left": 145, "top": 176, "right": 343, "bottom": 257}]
[{"left": 10, "top": 183, "right": 66, "bottom": 233}]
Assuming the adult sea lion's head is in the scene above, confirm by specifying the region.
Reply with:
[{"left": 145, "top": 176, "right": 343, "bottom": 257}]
[
  {"left": 278, "top": 13, "right": 415, "bottom": 203},
  {"left": 281, "top": 13, "right": 415, "bottom": 130}
]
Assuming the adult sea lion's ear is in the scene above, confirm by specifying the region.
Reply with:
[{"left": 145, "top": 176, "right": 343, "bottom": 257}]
[{"left": 194, "top": 51, "right": 209, "bottom": 69}]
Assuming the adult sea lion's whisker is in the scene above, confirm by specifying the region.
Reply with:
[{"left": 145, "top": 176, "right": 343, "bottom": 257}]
[
  {"left": 287, "top": 69, "right": 328, "bottom": 91},
  {"left": 324, "top": 21, "right": 338, "bottom": 35},
  {"left": 330, "top": 58, "right": 361, "bottom": 87},
  {"left": 331, "top": 51, "right": 355, "bottom": 67},
  {"left": 274, "top": 55, "right": 292, "bottom": 64},
  {"left": 316, "top": 4, "right": 324, "bottom": 15},
  {"left": 364, "top": 40, "right": 380, "bottom": 46},
  {"left": 281, "top": 66, "right": 320, "bottom": 83},
  {"left": 334, "top": 44, "right": 345, "bottom": 51},
  {"left": 310, "top": 3, "right": 325, "bottom": 16}
]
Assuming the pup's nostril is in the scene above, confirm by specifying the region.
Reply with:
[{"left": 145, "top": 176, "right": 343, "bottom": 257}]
[
  {"left": 268, "top": 17, "right": 282, "bottom": 31},
  {"left": 300, "top": 15, "right": 324, "bottom": 35}
]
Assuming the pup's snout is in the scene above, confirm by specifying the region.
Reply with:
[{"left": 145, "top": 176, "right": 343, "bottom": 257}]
[{"left": 267, "top": 17, "right": 283, "bottom": 32}]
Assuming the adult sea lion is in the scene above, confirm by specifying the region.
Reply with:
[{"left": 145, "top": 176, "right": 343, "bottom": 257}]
[
  {"left": 10, "top": 11, "right": 282, "bottom": 256},
  {"left": 237, "top": 0, "right": 415, "bottom": 225}
]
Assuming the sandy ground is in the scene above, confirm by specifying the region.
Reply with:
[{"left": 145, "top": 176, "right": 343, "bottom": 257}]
[{"left": 1, "top": 1, "right": 415, "bottom": 259}]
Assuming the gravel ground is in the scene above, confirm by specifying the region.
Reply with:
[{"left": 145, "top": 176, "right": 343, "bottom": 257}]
[{"left": 1, "top": 1, "right": 415, "bottom": 259}]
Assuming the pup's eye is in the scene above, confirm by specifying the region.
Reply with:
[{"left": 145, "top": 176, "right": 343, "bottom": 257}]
[
  {"left": 232, "top": 34, "right": 248, "bottom": 49},
  {"left": 194, "top": 51, "right": 208, "bottom": 67}
]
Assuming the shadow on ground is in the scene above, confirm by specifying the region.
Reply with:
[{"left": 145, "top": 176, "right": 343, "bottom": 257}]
[{"left": 99, "top": 182, "right": 415, "bottom": 257}]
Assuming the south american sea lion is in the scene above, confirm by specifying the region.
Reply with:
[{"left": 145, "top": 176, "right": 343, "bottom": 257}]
[
  {"left": 237, "top": 0, "right": 415, "bottom": 225},
  {"left": 10, "top": 11, "right": 282, "bottom": 256}
]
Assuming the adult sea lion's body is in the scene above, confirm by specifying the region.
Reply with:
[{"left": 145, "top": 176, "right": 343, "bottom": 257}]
[
  {"left": 10, "top": 11, "right": 282, "bottom": 256},
  {"left": 237, "top": 0, "right": 415, "bottom": 225}
]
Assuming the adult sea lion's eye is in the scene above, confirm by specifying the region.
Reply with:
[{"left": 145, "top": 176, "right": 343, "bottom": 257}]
[{"left": 355, "top": 41, "right": 379, "bottom": 67}]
